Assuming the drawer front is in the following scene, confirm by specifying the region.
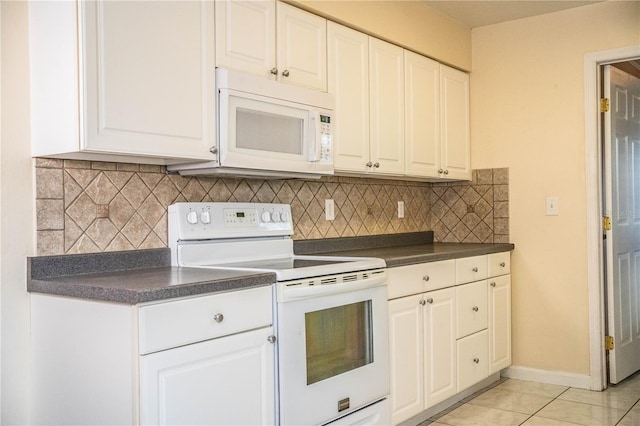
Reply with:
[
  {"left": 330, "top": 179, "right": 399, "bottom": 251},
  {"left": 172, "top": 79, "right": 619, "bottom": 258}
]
[
  {"left": 488, "top": 252, "right": 511, "bottom": 277},
  {"left": 457, "top": 330, "right": 489, "bottom": 392},
  {"left": 139, "top": 286, "right": 273, "bottom": 354},
  {"left": 456, "top": 255, "right": 488, "bottom": 284},
  {"left": 456, "top": 280, "right": 488, "bottom": 338},
  {"left": 388, "top": 260, "right": 455, "bottom": 299}
]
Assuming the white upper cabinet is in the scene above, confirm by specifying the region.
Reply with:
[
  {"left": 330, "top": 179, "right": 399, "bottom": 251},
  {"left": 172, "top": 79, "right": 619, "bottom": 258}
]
[
  {"left": 328, "top": 23, "right": 370, "bottom": 172},
  {"left": 215, "top": 0, "right": 276, "bottom": 78},
  {"left": 369, "top": 38, "right": 406, "bottom": 175},
  {"left": 405, "top": 55, "right": 471, "bottom": 180},
  {"left": 440, "top": 65, "right": 471, "bottom": 180},
  {"left": 29, "top": 0, "right": 215, "bottom": 164},
  {"left": 404, "top": 51, "right": 440, "bottom": 177},
  {"left": 216, "top": 0, "right": 327, "bottom": 91}
]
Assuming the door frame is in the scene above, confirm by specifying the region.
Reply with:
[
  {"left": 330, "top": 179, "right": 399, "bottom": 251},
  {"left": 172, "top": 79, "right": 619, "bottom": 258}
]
[{"left": 584, "top": 44, "right": 640, "bottom": 391}]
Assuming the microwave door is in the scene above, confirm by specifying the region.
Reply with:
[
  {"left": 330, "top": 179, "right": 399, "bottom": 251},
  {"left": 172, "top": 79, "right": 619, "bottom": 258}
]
[{"left": 219, "top": 89, "right": 317, "bottom": 174}]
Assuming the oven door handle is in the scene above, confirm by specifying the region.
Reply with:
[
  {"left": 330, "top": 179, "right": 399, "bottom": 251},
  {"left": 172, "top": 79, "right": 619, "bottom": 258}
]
[{"left": 281, "top": 273, "right": 387, "bottom": 300}]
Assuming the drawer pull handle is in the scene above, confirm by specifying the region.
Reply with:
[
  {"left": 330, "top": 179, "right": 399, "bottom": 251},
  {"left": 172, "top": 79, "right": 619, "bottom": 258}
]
[
  {"left": 473, "top": 358, "right": 480, "bottom": 364},
  {"left": 472, "top": 306, "right": 479, "bottom": 312},
  {"left": 500, "top": 262, "right": 506, "bottom": 267},
  {"left": 426, "top": 298, "right": 434, "bottom": 304},
  {"left": 213, "top": 313, "right": 224, "bottom": 323},
  {"left": 423, "top": 275, "right": 430, "bottom": 282},
  {"left": 472, "top": 267, "right": 479, "bottom": 272},
  {"left": 419, "top": 300, "right": 426, "bottom": 306},
  {"left": 490, "top": 282, "right": 496, "bottom": 287},
  {"left": 267, "top": 335, "right": 277, "bottom": 344}
]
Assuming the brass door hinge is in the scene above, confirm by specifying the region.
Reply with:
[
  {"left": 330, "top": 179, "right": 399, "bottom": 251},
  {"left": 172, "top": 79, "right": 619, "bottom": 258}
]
[
  {"left": 605, "top": 335, "right": 614, "bottom": 351},
  {"left": 603, "top": 216, "right": 612, "bottom": 231},
  {"left": 600, "top": 98, "right": 610, "bottom": 113}
]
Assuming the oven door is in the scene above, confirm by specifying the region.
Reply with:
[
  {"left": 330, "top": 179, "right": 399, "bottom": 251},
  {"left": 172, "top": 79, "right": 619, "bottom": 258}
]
[{"left": 276, "top": 276, "right": 389, "bottom": 426}]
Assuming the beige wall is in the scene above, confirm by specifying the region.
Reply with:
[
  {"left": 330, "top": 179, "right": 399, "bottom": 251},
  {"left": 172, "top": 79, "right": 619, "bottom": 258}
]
[
  {"left": 1, "top": 1, "right": 34, "bottom": 423},
  {"left": 470, "top": 1, "right": 640, "bottom": 375},
  {"left": 290, "top": 0, "right": 471, "bottom": 70}
]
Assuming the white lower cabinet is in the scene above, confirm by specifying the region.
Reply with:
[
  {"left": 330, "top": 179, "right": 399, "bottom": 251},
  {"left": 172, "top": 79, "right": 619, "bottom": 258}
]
[
  {"left": 31, "top": 286, "right": 275, "bottom": 425},
  {"left": 388, "top": 253, "right": 511, "bottom": 425}
]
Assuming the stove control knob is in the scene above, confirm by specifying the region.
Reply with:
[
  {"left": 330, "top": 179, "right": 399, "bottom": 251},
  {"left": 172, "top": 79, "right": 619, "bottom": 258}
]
[
  {"left": 186, "top": 211, "right": 198, "bottom": 225},
  {"left": 200, "top": 211, "right": 211, "bottom": 224},
  {"left": 261, "top": 211, "right": 271, "bottom": 222},
  {"left": 281, "top": 212, "right": 290, "bottom": 222},
  {"left": 272, "top": 211, "right": 281, "bottom": 222}
]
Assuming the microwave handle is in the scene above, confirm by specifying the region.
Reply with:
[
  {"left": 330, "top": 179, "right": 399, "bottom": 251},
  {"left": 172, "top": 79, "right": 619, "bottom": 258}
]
[{"left": 309, "top": 112, "right": 320, "bottom": 162}]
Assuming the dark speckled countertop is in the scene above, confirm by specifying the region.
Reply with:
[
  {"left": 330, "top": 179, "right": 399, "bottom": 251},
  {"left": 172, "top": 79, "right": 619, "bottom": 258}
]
[
  {"left": 28, "top": 233, "right": 514, "bottom": 304},
  {"left": 27, "top": 248, "right": 275, "bottom": 304}
]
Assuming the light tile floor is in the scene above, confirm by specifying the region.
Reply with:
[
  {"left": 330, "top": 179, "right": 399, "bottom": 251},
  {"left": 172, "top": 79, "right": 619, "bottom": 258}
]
[{"left": 419, "top": 371, "right": 640, "bottom": 426}]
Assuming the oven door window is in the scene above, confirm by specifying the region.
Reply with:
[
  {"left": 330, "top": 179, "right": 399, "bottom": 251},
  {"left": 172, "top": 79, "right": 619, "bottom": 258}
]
[{"left": 305, "top": 300, "right": 373, "bottom": 385}]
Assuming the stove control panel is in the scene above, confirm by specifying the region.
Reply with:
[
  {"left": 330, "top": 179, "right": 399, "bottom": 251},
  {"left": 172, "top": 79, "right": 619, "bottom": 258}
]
[{"left": 169, "top": 202, "right": 294, "bottom": 241}]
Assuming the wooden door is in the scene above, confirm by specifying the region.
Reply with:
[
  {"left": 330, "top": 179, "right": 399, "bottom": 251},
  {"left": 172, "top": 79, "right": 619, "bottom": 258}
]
[
  {"left": 440, "top": 65, "right": 470, "bottom": 180},
  {"left": 404, "top": 51, "right": 440, "bottom": 177},
  {"left": 215, "top": 0, "right": 276, "bottom": 78},
  {"left": 605, "top": 65, "right": 640, "bottom": 384},
  {"left": 140, "top": 327, "right": 275, "bottom": 425},
  {"left": 423, "top": 287, "right": 457, "bottom": 408},
  {"left": 328, "top": 22, "right": 370, "bottom": 173},
  {"left": 276, "top": 2, "right": 326, "bottom": 91},
  {"left": 388, "top": 295, "right": 424, "bottom": 424},
  {"left": 369, "top": 37, "right": 405, "bottom": 175},
  {"left": 81, "top": 0, "right": 214, "bottom": 159}
]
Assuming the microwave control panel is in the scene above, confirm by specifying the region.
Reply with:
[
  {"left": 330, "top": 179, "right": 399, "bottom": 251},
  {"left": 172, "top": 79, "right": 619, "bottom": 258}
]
[{"left": 319, "top": 114, "right": 332, "bottom": 162}]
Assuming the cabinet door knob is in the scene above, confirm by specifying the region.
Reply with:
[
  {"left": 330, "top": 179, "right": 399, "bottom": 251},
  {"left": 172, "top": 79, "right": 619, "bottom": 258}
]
[
  {"left": 270, "top": 67, "right": 278, "bottom": 75},
  {"left": 500, "top": 262, "right": 506, "bottom": 267},
  {"left": 209, "top": 146, "right": 218, "bottom": 155},
  {"left": 373, "top": 162, "right": 380, "bottom": 168},
  {"left": 473, "top": 358, "right": 480, "bottom": 364},
  {"left": 490, "top": 282, "right": 496, "bottom": 287},
  {"left": 438, "top": 169, "right": 444, "bottom": 174},
  {"left": 423, "top": 275, "right": 430, "bottom": 282},
  {"left": 444, "top": 170, "right": 449, "bottom": 175},
  {"left": 472, "top": 267, "right": 479, "bottom": 272},
  {"left": 282, "top": 69, "right": 290, "bottom": 77},
  {"left": 267, "top": 335, "right": 277, "bottom": 344},
  {"left": 419, "top": 299, "right": 426, "bottom": 306},
  {"left": 426, "top": 298, "right": 434, "bottom": 304},
  {"left": 213, "top": 313, "right": 224, "bottom": 323},
  {"left": 472, "top": 306, "right": 479, "bottom": 312},
  {"left": 366, "top": 161, "right": 373, "bottom": 168}
]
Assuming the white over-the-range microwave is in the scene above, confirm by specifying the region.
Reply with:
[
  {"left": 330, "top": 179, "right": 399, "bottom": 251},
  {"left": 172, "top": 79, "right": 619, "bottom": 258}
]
[{"left": 169, "top": 68, "right": 334, "bottom": 179}]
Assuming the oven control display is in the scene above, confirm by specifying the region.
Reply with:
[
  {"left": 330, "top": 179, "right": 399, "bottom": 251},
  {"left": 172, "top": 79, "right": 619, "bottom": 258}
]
[{"left": 224, "top": 209, "right": 258, "bottom": 226}]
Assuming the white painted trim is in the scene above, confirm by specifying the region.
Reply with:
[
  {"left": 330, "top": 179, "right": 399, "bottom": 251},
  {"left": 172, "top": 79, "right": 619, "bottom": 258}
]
[
  {"left": 502, "top": 366, "right": 591, "bottom": 390},
  {"left": 584, "top": 44, "right": 640, "bottom": 391}
]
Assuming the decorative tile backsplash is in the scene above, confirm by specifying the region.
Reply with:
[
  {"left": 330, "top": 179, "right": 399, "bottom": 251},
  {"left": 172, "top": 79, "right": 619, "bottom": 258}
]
[{"left": 35, "top": 158, "right": 509, "bottom": 255}]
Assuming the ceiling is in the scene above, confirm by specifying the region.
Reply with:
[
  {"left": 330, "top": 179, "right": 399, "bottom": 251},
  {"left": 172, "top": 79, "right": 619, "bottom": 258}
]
[{"left": 421, "top": 0, "right": 605, "bottom": 28}]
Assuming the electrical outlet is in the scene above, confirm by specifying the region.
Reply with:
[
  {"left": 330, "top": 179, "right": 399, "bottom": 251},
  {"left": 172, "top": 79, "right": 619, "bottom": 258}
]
[
  {"left": 325, "top": 199, "right": 335, "bottom": 221},
  {"left": 398, "top": 201, "right": 405, "bottom": 218},
  {"left": 546, "top": 196, "right": 559, "bottom": 216}
]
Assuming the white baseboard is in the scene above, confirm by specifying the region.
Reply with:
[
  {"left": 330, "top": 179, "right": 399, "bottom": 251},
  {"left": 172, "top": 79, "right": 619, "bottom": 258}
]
[{"left": 502, "top": 365, "right": 592, "bottom": 389}]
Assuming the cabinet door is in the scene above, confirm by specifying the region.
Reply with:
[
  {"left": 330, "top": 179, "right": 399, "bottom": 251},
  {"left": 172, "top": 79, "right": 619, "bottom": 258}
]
[
  {"left": 404, "top": 51, "right": 440, "bottom": 177},
  {"left": 489, "top": 275, "right": 512, "bottom": 374},
  {"left": 328, "top": 22, "right": 370, "bottom": 173},
  {"left": 369, "top": 38, "right": 405, "bottom": 175},
  {"left": 424, "top": 287, "right": 457, "bottom": 408},
  {"left": 388, "top": 295, "right": 424, "bottom": 424},
  {"left": 440, "top": 65, "right": 471, "bottom": 180},
  {"left": 140, "top": 327, "right": 275, "bottom": 425},
  {"left": 457, "top": 330, "right": 489, "bottom": 392},
  {"left": 81, "top": 1, "right": 214, "bottom": 160},
  {"left": 277, "top": 2, "right": 327, "bottom": 91},
  {"left": 215, "top": 0, "right": 276, "bottom": 78}
]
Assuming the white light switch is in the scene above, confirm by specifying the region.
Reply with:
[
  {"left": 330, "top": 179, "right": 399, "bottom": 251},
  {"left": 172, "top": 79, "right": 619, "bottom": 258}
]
[
  {"left": 325, "top": 199, "right": 335, "bottom": 221},
  {"left": 398, "top": 201, "right": 405, "bottom": 218},
  {"left": 546, "top": 196, "right": 559, "bottom": 216}
]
